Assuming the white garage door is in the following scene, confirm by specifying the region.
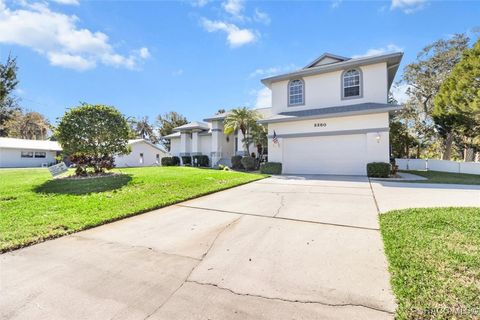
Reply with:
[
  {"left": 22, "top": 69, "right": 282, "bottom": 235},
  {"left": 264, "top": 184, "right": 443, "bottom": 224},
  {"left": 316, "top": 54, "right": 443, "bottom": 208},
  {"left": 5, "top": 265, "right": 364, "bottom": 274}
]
[{"left": 282, "top": 134, "right": 368, "bottom": 175}]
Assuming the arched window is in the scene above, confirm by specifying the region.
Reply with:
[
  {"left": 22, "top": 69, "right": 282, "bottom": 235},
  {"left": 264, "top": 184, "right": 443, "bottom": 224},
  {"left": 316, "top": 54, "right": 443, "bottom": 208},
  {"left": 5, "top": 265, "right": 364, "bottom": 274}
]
[
  {"left": 288, "top": 79, "right": 304, "bottom": 106},
  {"left": 342, "top": 69, "right": 362, "bottom": 99}
]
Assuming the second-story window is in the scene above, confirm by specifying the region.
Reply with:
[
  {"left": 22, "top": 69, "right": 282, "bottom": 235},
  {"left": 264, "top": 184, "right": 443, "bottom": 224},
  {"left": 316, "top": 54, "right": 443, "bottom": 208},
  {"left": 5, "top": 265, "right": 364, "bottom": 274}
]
[
  {"left": 288, "top": 79, "right": 304, "bottom": 106},
  {"left": 342, "top": 69, "right": 362, "bottom": 98}
]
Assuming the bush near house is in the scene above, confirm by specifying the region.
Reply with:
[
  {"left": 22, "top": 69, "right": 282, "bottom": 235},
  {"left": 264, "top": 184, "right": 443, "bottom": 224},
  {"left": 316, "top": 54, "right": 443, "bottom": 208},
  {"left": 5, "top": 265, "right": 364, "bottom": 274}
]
[
  {"left": 231, "top": 155, "right": 243, "bottom": 169},
  {"left": 241, "top": 156, "right": 256, "bottom": 171},
  {"left": 192, "top": 155, "right": 209, "bottom": 167},
  {"left": 260, "top": 162, "right": 282, "bottom": 175},
  {"left": 161, "top": 156, "right": 180, "bottom": 166},
  {"left": 367, "top": 162, "right": 391, "bottom": 178},
  {"left": 181, "top": 156, "right": 192, "bottom": 166}
]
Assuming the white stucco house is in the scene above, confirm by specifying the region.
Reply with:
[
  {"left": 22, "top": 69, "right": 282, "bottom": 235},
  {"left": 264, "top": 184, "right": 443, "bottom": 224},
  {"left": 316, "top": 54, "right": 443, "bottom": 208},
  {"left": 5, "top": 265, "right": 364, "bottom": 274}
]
[
  {"left": 0, "top": 138, "right": 62, "bottom": 168},
  {"left": 0, "top": 138, "right": 168, "bottom": 168},
  {"left": 166, "top": 51, "right": 403, "bottom": 175},
  {"left": 115, "top": 139, "right": 169, "bottom": 167}
]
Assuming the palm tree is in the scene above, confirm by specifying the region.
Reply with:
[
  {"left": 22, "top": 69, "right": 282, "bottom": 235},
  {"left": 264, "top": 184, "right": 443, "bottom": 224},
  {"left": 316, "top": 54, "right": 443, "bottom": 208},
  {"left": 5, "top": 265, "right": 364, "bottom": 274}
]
[
  {"left": 223, "top": 107, "right": 261, "bottom": 154},
  {"left": 132, "top": 116, "right": 158, "bottom": 144}
]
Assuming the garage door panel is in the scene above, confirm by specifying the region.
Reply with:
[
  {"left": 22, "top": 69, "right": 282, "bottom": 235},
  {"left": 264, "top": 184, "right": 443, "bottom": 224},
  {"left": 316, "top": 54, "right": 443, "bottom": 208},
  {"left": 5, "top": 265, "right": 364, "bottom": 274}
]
[{"left": 283, "top": 134, "right": 367, "bottom": 175}]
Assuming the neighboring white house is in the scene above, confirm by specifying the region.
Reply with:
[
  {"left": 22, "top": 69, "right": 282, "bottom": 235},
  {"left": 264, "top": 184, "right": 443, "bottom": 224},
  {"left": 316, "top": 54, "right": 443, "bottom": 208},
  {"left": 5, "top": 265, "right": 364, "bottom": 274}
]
[
  {"left": 115, "top": 139, "right": 169, "bottom": 167},
  {"left": 0, "top": 138, "right": 168, "bottom": 168},
  {"left": 0, "top": 138, "right": 62, "bottom": 168},
  {"left": 166, "top": 51, "right": 403, "bottom": 175}
]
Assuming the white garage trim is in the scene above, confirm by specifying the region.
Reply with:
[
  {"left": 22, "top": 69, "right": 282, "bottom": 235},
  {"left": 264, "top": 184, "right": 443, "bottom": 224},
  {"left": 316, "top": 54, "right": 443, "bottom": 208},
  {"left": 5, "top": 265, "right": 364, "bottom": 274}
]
[{"left": 268, "top": 127, "right": 389, "bottom": 139}]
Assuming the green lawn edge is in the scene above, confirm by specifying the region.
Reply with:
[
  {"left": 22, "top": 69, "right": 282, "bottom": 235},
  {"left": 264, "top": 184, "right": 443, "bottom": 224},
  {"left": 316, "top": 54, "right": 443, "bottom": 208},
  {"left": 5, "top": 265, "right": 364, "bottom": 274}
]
[
  {"left": 380, "top": 207, "right": 480, "bottom": 319},
  {"left": 400, "top": 170, "right": 480, "bottom": 185}
]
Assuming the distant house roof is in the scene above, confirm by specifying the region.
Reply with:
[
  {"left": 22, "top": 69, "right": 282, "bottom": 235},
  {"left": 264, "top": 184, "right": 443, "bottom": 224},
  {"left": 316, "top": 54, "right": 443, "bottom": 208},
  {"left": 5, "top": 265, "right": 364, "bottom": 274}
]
[
  {"left": 128, "top": 139, "right": 168, "bottom": 153},
  {"left": 0, "top": 137, "right": 62, "bottom": 151},
  {"left": 173, "top": 121, "right": 210, "bottom": 132},
  {"left": 204, "top": 112, "right": 230, "bottom": 122},
  {"left": 261, "top": 52, "right": 403, "bottom": 90},
  {"left": 258, "top": 103, "right": 402, "bottom": 124},
  {"left": 163, "top": 132, "right": 181, "bottom": 139}
]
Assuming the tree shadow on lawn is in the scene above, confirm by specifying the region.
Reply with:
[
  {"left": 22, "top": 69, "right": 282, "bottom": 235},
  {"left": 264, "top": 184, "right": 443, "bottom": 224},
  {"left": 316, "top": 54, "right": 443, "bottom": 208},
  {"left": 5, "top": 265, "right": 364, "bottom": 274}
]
[{"left": 34, "top": 174, "right": 132, "bottom": 195}]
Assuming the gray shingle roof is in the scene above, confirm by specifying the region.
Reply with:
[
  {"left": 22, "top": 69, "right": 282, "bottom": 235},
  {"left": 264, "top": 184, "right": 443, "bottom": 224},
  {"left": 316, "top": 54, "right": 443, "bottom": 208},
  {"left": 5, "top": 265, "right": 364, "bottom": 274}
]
[
  {"left": 173, "top": 121, "right": 210, "bottom": 131},
  {"left": 258, "top": 103, "right": 402, "bottom": 124}
]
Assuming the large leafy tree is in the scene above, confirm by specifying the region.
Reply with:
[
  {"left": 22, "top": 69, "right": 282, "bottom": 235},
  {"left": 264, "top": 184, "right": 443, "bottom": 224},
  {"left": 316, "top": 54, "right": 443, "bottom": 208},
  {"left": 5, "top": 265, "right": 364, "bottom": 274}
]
[
  {"left": 223, "top": 107, "right": 261, "bottom": 154},
  {"left": 56, "top": 104, "right": 131, "bottom": 175},
  {"left": 0, "top": 55, "right": 20, "bottom": 137},
  {"left": 157, "top": 111, "right": 188, "bottom": 151},
  {"left": 434, "top": 39, "right": 480, "bottom": 160},
  {"left": 130, "top": 116, "right": 158, "bottom": 144},
  {"left": 5, "top": 111, "right": 50, "bottom": 140},
  {"left": 400, "top": 34, "right": 469, "bottom": 158}
]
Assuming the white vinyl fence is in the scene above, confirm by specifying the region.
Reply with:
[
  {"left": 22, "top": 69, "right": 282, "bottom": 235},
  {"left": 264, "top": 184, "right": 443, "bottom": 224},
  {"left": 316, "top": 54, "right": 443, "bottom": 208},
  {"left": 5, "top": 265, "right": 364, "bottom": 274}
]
[{"left": 396, "top": 159, "right": 480, "bottom": 175}]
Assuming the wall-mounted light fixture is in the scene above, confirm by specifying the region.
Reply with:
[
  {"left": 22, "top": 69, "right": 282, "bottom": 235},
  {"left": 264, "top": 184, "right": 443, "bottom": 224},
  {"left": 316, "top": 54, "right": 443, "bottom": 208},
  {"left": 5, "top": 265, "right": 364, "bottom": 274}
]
[
  {"left": 226, "top": 136, "right": 230, "bottom": 142},
  {"left": 376, "top": 133, "right": 381, "bottom": 143}
]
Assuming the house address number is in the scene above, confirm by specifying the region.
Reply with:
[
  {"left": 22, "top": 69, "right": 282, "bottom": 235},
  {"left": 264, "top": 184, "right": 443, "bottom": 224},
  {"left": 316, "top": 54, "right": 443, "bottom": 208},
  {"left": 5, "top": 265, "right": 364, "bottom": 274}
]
[{"left": 314, "top": 123, "right": 327, "bottom": 128}]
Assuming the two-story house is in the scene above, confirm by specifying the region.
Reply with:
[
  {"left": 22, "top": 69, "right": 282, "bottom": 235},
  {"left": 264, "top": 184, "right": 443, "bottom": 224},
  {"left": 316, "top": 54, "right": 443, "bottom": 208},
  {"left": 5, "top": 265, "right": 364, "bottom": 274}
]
[{"left": 165, "top": 51, "right": 403, "bottom": 175}]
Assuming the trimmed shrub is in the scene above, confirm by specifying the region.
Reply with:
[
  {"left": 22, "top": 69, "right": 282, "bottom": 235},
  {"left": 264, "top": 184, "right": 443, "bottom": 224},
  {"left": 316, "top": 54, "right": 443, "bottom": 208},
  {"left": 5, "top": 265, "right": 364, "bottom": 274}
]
[
  {"left": 366, "top": 162, "right": 391, "bottom": 178},
  {"left": 161, "top": 156, "right": 179, "bottom": 166},
  {"left": 231, "top": 155, "right": 243, "bottom": 169},
  {"left": 241, "top": 156, "right": 256, "bottom": 171},
  {"left": 172, "top": 156, "right": 181, "bottom": 166},
  {"left": 181, "top": 156, "right": 192, "bottom": 166},
  {"left": 192, "top": 155, "right": 209, "bottom": 167},
  {"left": 260, "top": 162, "right": 282, "bottom": 175},
  {"left": 161, "top": 156, "right": 180, "bottom": 166}
]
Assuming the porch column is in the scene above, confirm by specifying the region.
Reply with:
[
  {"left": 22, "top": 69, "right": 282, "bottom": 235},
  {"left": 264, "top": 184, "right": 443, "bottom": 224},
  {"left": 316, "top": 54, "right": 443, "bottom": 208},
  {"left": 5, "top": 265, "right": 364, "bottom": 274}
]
[
  {"left": 191, "top": 130, "right": 200, "bottom": 154},
  {"left": 236, "top": 130, "right": 247, "bottom": 156},
  {"left": 180, "top": 131, "right": 190, "bottom": 155},
  {"left": 211, "top": 120, "right": 222, "bottom": 167}
]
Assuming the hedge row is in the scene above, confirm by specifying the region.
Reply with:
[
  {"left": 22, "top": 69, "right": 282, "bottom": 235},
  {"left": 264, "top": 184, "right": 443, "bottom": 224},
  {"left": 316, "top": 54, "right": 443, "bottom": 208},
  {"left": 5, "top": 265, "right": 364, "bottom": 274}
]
[{"left": 161, "top": 156, "right": 181, "bottom": 166}]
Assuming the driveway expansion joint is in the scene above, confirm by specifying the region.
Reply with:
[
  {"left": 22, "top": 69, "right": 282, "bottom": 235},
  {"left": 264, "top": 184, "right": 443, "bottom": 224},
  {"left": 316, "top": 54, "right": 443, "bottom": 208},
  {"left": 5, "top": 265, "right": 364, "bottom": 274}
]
[
  {"left": 176, "top": 204, "right": 380, "bottom": 232},
  {"left": 185, "top": 280, "right": 395, "bottom": 315}
]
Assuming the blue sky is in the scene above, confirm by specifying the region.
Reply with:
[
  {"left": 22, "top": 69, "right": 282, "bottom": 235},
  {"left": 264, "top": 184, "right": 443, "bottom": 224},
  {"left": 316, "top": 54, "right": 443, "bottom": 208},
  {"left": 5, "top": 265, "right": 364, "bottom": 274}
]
[{"left": 0, "top": 0, "right": 478, "bottom": 125}]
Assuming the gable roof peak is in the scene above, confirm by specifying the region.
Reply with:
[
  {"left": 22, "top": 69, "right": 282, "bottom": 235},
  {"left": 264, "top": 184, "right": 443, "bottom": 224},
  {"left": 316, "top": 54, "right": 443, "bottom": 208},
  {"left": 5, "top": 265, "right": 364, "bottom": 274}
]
[{"left": 304, "top": 53, "right": 350, "bottom": 69}]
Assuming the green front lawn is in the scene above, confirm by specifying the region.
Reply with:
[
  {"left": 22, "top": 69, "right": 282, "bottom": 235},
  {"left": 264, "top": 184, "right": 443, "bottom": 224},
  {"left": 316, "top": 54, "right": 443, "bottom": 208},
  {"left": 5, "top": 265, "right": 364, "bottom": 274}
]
[
  {"left": 380, "top": 207, "right": 480, "bottom": 319},
  {"left": 0, "top": 167, "right": 265, "bottom": 252},
  {"left": 401, "top": 170, "right": 480, "bottom": 185}
]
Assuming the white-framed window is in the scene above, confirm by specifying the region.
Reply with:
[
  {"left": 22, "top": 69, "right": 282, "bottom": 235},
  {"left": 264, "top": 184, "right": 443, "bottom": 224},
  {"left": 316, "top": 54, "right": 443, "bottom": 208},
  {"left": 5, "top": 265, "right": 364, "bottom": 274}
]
[
  {"left": 21, "top": 151, "right": 34, "bottom": 158},
  {"left": 342, "top": 69, "right": 362, "bottom": 98},
  {"left": 156, "top": 154, "right": 160, "bottom": 164},
  {"left": 35, "top": 152, "right": 46, "bottom": 158},
  {"left": 288, "top": 79, "right": 304, "bottom": 106}
]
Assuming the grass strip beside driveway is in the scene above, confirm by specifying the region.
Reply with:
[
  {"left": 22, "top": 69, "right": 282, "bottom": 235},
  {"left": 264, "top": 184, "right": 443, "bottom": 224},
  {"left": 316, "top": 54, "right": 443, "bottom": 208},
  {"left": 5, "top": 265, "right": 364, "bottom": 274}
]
[
  {"left": 401, "top": 170, "right": 480, "bottom": 185},
  {"left": 380, "top": 207, "right": 480, "bottom": 320},
  {"left": 0, "top": 167, "right": 265, "bottom": 252}
]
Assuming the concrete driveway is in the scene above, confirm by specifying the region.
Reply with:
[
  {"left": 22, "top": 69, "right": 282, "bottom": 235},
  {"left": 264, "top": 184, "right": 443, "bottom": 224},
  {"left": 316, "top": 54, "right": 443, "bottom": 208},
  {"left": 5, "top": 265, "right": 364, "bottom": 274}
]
[{"left": 3, "top": 175, "right": 476, "bottom": 320}]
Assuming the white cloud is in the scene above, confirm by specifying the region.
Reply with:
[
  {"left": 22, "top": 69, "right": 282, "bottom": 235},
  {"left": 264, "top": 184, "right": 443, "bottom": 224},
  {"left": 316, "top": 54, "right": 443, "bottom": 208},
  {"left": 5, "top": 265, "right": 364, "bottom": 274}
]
[
  {"left": 50, "top": 0, "right": 79, "bottom": 5},
  {"left": 249, "top": 64, "right": 297, "bottom": 78},
  {"left": 190, "top": 0, "right": 210, "bottom": 7},
  {"left": 222, "top": 0, "right": 244, "bottom": 18},
  {"left": 253, "top": 8, "right": 270, "bottom": 25},
  {"left": 331, "top": 0, "right": 342, "bottom": 9},
  {"left": 0, "top": 1, "right": 150, "bottom": 71},
  {"left": 254, "top": 87, "right": 272, "bottom": 109},
  {"left": 138, "top": 47, "right": 151, "bottom": 59},
  {"left": 201, "top": 18, "right": 257, "bottom": 48},
  {"left": 352, "top": 44, "right": 403, "bottom": 58},
  {"left": 390, "top": 83, "right": 410, "bottom": 104},
  {"left": 172, "top": 68, "right": 184, "bottom": 76},
  {"left": 391, "top": 0, "right": 426, "bottom": 14}
]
